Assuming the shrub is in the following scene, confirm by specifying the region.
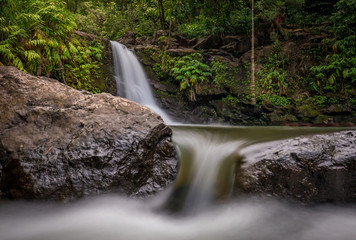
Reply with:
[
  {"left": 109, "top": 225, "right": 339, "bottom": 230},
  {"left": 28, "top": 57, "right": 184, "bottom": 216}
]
[{"left": 171, "top": 53, "right": 211, "bottom": 101}]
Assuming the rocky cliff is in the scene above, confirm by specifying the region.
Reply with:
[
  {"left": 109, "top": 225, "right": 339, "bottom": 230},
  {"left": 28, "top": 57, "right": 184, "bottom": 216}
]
[{"left": 0, "top": 66, "right": 177, "bottom": 201}]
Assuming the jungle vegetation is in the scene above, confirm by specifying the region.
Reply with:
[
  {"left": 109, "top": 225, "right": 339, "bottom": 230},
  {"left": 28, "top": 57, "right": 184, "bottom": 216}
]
[{"left": 0, "top": 0, "right": 355, "bottom": 120}]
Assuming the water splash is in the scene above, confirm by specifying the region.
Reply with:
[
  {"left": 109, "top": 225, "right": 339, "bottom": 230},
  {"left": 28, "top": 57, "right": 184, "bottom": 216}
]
[{"left": 111, "top": 41, "right": 173, "bottom": 124}]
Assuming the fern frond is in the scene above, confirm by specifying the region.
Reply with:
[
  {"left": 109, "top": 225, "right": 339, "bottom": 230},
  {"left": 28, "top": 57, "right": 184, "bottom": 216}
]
[
  {"left": 13, "top": 57, "right": 24, "bottom": 69},
  {"left": 24, "top": 50, "right": 40, "bottom": 61}
]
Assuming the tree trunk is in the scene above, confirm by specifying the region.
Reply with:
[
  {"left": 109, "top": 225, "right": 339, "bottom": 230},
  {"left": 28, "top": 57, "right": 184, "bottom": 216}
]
[
  {"left": 127, "top": 3, "right": 135, "bottom": 33},
  {"left": 157, "top": 0, "right": 165, "bottom": 30},
  {"left": 251, "top": 0, "right": 256, "bottom": 105},
  {"left": 166, "top": 0, "right": 173, "bottom": 49}
]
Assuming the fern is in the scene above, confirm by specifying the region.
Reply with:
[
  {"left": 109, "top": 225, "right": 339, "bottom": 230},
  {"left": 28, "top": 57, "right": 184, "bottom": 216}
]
[
  {"left": 0, "top": 0, "right": 103, "bottom": 94},
  {"left": 24, "top": 50, "right": 41, "bottom": 61},
  {"left": 171, "top": 53, "right": 212, "bottom": 101}
]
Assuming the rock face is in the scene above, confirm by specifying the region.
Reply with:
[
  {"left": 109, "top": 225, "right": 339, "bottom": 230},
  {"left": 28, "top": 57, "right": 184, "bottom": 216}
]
[
  {"left": 0, "top": 66, "right": 177, "bottom": 200},
  {"left": 237, "top": 130, "right": 356, "bottom": 203},
  {"left": 126, "top": 29, "right": 356, "bottom": 126}
]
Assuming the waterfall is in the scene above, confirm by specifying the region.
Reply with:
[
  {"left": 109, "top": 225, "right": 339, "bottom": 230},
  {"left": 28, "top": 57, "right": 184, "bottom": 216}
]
[
  {"left": 169, "top": 126, "right": 245, "bottom": 213},
  {"left": 110, "top": 41, "right": 173, "bottom": 124},
  {"left": 164, "top": 125, "right": 345, "bottom": 213}
]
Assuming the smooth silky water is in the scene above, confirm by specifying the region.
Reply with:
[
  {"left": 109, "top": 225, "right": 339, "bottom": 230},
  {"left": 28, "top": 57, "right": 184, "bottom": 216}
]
[
  {"left": 2, "top": 43, "right": 355, "bottom": 240},
  {"left": 111, "top": 41, "right": 173, "bottom": 124},
  {"left": 1, "top": 125, "right": 356, "bottom": 240}
]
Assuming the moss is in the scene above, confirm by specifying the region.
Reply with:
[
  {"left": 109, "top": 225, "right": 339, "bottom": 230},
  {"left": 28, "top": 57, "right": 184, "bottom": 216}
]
[
  {"left": 314, "top": 114, "right": 329, "bottom": 124},
  {"left": 95, "top": 77, "right": 107, "bottom": 92},
  {"left": 195, "top": 106, "right": 219, "bottom": 120},
  {"left": 258, "top": 94, "right": 293, "bottom": 108},
  {"left": 135, "top": 47, "right": 157, "bottom": 66},
  {"left": 269, "top": 111, "right": 298, "bottom": 124},
  {"left": 211, "top": 57, "right": 244, "bottom": 95},
  {"left": 297, "top": 104, "right": 320, "bottom": 118}
]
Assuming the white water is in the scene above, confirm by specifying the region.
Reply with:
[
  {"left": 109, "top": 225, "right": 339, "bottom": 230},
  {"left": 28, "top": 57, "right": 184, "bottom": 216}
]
[
  {"left": 168, "top": 125, "right": 350, "bottom": 213},
  {"left": 171, "top": 128, "right": 246, "bottom": 212},
  {"left": 111, "top": 41, "right": 173, "bottom": 124},
  {"left": 1, "top": 196, "right": 356, "bottom": 240},
  {"left": 1, "top": 126, "right": 356, "bottom": 239}
]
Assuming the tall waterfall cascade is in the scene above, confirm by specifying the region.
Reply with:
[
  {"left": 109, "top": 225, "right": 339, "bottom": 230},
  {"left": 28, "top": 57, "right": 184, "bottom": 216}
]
[{"left": 110, "top": 41, "right": 173, "bottom": 124}]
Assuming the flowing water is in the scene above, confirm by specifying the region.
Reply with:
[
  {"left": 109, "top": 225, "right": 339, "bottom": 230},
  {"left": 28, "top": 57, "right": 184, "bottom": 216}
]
[
  {"left": 1, "top": 195, "right": 356, "bottom": 240},
  {"left": 166, "top": 125, "right": 351, "bottom": 213},
  {"left": 110, "top": 41, "right": 173, "bottom": 124},
  {"left": 1, "top": 125, "right": 356, "bottom": 240},
  {"left": 1, "top": 43, "right": 355, "bottom": 240}
]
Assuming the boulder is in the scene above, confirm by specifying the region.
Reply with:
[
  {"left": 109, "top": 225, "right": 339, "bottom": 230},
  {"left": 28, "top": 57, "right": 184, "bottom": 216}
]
[
  {"left": 0, "top": 66, "right": 177, "bottom": 200},
  {"left": 175, "top": 35, "right": 197, "bottom": 47},
  {"left": 150, "top": 30, "right": 169, "bottom": 46},
  {"left": 193, "top": 35, "right": 222, "bottom": 50},
  {"left": 327, "top": 104, "right": 353, "bottom": 116},
  {"left": 166, "top": 48, "right": 197, "bottom": 57},
  {"left": 118, "top": 31, "right": 136, "bottom": 46},
  {"left": 237, "top": 130, "right": 356, "bottom": 203},
  {"left": 221, "top": 35, "right": 258, "bottom": 56}
]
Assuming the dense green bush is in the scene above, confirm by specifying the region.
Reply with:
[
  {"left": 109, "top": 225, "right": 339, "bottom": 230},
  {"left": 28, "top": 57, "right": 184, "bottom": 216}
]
[
  {"left": 171, "top": 53, "right": 211, "bottom": 101},
  {"left": 152, "top": 51, "right": 178, "bottom": 81},
  {"left": 256, "top": 41, "right": 291, "bottom": 96},
  {"left": 309, "top": 0, "right": 356, "bottom": 96},
  {"left": 258, "top": 94, "right": 292, "bottom": 107},
  {"left": 211, "top": 58, "right": 243, "bottom": 96},
  {"left": 0, "top": 0, "right": 103, "bottom": 93},
  {"left": 1, "top": 0, "right": 355, "bottom": 111}
]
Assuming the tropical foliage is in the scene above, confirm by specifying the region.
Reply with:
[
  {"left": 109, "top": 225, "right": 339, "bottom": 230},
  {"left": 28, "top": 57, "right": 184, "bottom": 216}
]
[
  {"left": 256, "top": 41, "right": 291, "bottom": 96},
  {"left": 310, "top": 0, "right": 356, "bottom": 95},
  {"left": 0, "top": 0, "right": 103, "bottom": 93},
  {"left": 0, "top": 0, "right": 355, "bottom": 115},
  {"left": 171, "top": 54, "right": 211, "bottom": 101}
]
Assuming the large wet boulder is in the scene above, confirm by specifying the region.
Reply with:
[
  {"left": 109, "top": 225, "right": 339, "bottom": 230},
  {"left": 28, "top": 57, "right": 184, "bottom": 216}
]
[
  {"left": 238, "top": 130, "right": 356, "bottom": 203},
  {"left": 0, "top": 66, "right": 177, "bottom": 201}
]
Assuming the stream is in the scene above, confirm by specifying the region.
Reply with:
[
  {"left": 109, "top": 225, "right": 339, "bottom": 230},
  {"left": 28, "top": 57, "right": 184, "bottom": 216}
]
[
  {"left": 1, "top": 125, "right": 356, "bottom": 240},
  {"left": 1, "top": 42, "right": 355, "bottom": 240},
  {"left": 1, "top": 194, "right": 356, "bottom": 240}
]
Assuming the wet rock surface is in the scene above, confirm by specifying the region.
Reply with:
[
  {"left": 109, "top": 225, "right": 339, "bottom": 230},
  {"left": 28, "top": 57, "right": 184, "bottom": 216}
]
[
  {"left": 238, "top": 130, "right": 356, "bottom": 203},
  {"left": 0, "top": 66, "right": 177, "bottom": 200}
]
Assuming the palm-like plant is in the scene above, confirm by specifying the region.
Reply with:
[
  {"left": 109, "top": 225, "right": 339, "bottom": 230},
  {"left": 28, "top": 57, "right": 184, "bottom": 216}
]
[
  {"left": 0, "top": 0, "right": 103, "bottom": 93},
  {"left": 171, "top": 54, "right": 211, "bottom": 101}
]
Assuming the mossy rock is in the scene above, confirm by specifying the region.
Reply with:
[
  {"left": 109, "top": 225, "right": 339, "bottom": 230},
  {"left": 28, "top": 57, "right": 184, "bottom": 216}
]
[
  {"left": 314, "top": 114, "right": 331, "bottom": 124},
  {"left": 269, "top": 111, "right": 298, "bottom": 124},
  {"left": 196, "top": 83, "right": 226, "bottom": 96},
  {"left": 191, "top": 106, "right": 219, "bottom": 121},
  {"left": 135, "top": 46, "right": 161, "bottom": 66},
  {"left": 297, "top": 104, "right": 320, "bottom": 118}
]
